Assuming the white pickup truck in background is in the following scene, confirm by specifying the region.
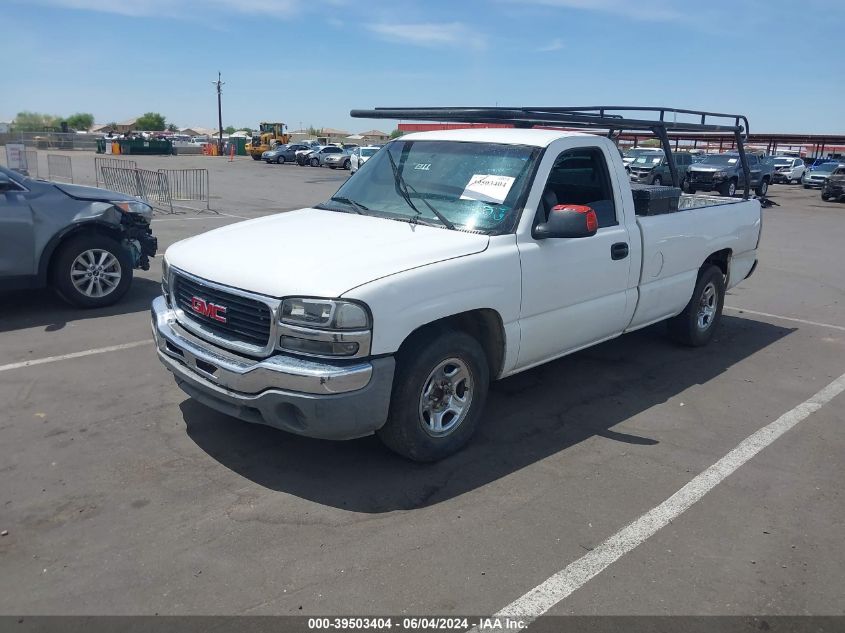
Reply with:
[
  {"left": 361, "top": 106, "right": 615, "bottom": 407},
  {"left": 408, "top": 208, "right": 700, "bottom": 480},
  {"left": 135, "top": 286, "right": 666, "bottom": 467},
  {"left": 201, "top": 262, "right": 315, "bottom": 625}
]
[{"left": 152, "top": 107, "right": 761, "bottom": 461}]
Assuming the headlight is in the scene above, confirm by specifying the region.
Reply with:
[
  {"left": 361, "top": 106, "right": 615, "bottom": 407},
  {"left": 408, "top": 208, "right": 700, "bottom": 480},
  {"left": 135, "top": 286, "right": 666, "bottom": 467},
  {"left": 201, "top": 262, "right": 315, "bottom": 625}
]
[
  {"left": 278, "top": 298, "right": 371, "bottom": 358},
  {"left": 113, "top": 200, "right": 153, "bottom": 220},
  {"left": 161, "top": 257, "right": 171, "bottom": 306},
  {"left": 713, "top": 171, "right": 727, "bottom": 178}
]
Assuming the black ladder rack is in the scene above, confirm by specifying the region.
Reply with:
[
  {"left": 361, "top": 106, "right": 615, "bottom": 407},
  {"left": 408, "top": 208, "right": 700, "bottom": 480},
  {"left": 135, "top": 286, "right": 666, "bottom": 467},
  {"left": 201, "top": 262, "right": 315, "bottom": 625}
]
[{"left": 350, "top": 106, "right": 753, "bottom": 198}]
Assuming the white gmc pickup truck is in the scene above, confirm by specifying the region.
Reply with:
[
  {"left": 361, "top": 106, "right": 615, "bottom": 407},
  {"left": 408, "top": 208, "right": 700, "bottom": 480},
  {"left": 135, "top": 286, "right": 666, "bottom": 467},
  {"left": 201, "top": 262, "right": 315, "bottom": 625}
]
[{"left": 152, "top": 109, "right": 761, "bottom": 461}]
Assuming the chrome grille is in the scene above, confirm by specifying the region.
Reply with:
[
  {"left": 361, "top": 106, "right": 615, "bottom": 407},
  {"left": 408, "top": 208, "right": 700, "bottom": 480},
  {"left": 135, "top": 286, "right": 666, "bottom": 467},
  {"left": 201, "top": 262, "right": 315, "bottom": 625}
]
[{"left": 173, "top": 273, "right": 272, "bottom": 348}]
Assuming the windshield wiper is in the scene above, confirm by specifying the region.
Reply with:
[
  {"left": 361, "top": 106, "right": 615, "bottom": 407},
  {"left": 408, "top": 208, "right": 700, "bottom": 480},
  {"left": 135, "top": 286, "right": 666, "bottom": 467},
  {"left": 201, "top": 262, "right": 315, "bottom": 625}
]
[
  {"left": 385, "top": 150, "right": 456, "bottom": 230},
  {"left": 328, "top": 196, "right": 369, "bottom": 215}
]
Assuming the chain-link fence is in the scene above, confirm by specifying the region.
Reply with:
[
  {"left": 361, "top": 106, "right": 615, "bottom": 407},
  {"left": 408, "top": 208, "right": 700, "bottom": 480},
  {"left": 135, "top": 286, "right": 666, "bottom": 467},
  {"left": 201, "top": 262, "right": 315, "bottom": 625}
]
[
  {"left": 0, "top": 131, "right": 99, "bottom": 151},
  {"left": 47, "top": 154, "right": 73, "bottom": 183}
]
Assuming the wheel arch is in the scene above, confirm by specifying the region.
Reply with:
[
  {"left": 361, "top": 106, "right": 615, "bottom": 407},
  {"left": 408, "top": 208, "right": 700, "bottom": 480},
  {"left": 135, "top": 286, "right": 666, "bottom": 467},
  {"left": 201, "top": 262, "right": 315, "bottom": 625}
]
[
  {"left": 39, "top": 222, "right": 125, "bottom": 285},
  {"left": 702, "top": 248, "right": 732, "bottom": 285},
  {"left": 396, "top": 308, "right": 506, "bottom": 380}
]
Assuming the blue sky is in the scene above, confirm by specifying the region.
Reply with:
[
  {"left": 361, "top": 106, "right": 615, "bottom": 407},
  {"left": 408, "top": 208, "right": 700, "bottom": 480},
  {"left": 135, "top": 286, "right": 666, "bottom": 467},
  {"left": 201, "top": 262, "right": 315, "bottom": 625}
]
[{"left": 2, "top": 0, "right": 844, "bottom": 134}]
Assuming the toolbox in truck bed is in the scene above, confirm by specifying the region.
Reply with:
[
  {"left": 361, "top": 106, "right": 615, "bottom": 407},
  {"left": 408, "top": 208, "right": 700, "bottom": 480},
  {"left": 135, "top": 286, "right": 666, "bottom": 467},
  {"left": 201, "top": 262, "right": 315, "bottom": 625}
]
[{"left": 630, "top": 183, "right": 682, "bottom": 216}]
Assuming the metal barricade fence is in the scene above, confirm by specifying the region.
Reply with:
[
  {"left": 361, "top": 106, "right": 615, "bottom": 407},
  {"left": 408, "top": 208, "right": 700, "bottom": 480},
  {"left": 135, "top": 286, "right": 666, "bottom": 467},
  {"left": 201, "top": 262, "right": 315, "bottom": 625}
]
[
  {"left": 25, "top": 150, "right": 38, "bottom": 178},
  {"left": 47, "top": 154, "right": 73, "bottom": 183},
  {"left": 95, "top": 157, "right": 137, "bottom": 187},
  {"left": 156, "top": 168, "right": 214, "bottom": 213},
  {"left": 99, "top": 166, "right": 174, "bottom": 214}
]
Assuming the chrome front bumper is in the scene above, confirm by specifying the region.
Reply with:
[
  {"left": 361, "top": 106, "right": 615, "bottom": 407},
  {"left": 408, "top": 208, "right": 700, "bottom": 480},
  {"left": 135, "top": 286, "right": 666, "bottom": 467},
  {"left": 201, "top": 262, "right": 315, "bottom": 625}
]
[{"left": 152, "top": 296, "right": 394, "bottom": 439}]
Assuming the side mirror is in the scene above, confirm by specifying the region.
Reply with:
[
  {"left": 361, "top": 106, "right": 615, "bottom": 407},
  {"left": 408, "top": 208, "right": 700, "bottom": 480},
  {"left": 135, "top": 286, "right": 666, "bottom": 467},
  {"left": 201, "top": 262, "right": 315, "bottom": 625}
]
[{"left": 534, "top": 204, "right": 598, "bottom": 239}]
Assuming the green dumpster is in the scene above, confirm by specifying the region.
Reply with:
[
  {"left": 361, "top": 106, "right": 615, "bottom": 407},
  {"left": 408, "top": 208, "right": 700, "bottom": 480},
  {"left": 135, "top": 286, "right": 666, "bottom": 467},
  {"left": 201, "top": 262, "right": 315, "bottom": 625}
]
[{"left": 117, "top": 138, "right": 174, "bottom": 155}]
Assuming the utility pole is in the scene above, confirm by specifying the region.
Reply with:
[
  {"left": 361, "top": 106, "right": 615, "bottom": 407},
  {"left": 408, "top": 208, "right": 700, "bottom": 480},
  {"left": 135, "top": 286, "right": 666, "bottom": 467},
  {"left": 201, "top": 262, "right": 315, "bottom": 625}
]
[{"left": 212, "top": 71, "right": 224, "bottom": 155}]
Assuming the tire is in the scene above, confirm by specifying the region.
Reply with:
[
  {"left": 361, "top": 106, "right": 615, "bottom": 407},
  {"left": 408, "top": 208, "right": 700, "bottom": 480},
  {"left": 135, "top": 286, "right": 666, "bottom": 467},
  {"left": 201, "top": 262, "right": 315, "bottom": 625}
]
[
  {"left": 821, "top": 192, "right": 830, "bottom": 201},
  {"left": 667, "top": 265, "right": 725, "bottom": 347},
  {"left": 377, "top": 329, "right": 490, "bottom": 462},
  {"left": 803, "top": 184, "right": 810, "bottom": 189},
  {"left": 251, "top": 155, "right": 261, "bottom": 161},
  {"left": 343, "top": 159, "right": 351, "bottom": 170},
  {"left": 277, "top": 156, "right": 285, "bottom": 164},
  {"left": 687, "top": 185, "right": 696, "bottom": 194},
  {"left": 329, "top": 165, "right": 336, "bottom": 169},
  {"left": 652, "top": 175, "right": 662, "bottom": 186},
  {"left": 51, "top": 233, "right": 133, "bottom": 309},
  {"left": 310, "top": 158, "right": 320, "bottom": 167},
  {"left": 755, "top": 178, "right": 769, "bottom": 197},
  {"left": 718, "top": 179, "right": 737, "bottom": 197}
]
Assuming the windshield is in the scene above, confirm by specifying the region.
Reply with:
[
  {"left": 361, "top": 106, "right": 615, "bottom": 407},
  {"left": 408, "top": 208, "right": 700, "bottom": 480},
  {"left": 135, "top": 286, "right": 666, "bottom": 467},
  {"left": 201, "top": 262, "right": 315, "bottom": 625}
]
[
  {"left": 322, "top": 140, "right": 539, "bottom": 234},
  {"left": 633, "top": 154, "right": 663, "bottom": 165},
  {"left": 361, "top": 148, "right": 379, "bottom": 157},
  {"left": 699, "top": 154, "right": 740, "bottom": 165},
  {"left": 813, "top": 162, "right": 841, "bottom": 173}
]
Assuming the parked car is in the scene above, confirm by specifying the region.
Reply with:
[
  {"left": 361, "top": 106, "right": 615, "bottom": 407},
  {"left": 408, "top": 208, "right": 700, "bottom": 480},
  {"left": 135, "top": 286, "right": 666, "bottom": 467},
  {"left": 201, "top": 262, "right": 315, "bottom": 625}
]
[
  {"left": 265, "top": 144, "right": 310, "bottom": 164},
  {"left": 771, "top": 156, "right": 806, "bottom": 184},
  {"left": 324, "top": 149, "right": 353, "bottom": 170},
  {"left": 628, "top": 150, "right": 694, "bottom": 187},
  {"left": 821, "top": 166, "right": 845, "bottom": 201},
  {"left": 295, "top": 146, "right": 319, "bottom": 166},
  {"left": 803, "top": 161, "right": 845, "bottom": 189},
  {"left": 350, "top": 146, "right": 381, "bottom": 173},
  {"left": 152, "top": 120, "right": 761, "bottom": 461},
  {"left": 687, "top": 152, "right": 773, "bottom": 196},
  {"left": 308, "top": 145, "right": 345, "bottom": 167},
  {"left": 0, "top": 166, "right": 157, "bottom": 308},
  {"left": 622, "top": 147, "right": 663, "bottom": 168}
]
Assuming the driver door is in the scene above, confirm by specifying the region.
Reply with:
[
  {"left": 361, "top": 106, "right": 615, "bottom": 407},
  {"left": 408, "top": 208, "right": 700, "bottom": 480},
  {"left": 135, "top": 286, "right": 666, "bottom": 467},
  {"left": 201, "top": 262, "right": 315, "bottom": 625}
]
[
  {"left": 0, "top": 175, "right": 36, "bottom": 278},
  {"left": 515, "top": 143, "right": 635, "bottom": 370}
]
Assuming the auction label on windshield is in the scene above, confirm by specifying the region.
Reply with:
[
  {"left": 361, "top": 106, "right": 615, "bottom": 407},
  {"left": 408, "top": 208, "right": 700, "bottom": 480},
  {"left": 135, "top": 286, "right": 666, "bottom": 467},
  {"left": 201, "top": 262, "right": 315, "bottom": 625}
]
[{"left": 460, "top": 174, "right": 516, "bottom": 204}]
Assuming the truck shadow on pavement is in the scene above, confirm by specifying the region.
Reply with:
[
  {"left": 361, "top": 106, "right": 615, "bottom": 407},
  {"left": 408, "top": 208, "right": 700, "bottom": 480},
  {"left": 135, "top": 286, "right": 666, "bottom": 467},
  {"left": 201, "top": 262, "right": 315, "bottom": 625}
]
[
  {"left": 183, "top": 315, "right": 794, "bottom": 513},
  {"left": 0, "top": 277, "right": 161, "bottom": 333}
]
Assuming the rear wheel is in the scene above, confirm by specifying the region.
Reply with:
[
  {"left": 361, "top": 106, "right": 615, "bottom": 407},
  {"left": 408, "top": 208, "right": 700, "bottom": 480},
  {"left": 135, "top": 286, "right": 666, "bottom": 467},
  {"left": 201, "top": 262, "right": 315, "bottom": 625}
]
[
  {"left": 377, "top": 330, "right": 489, "bottom": 461},
  {"left": 51, "top": 233, "right": 133, "bottom": 309},
  {"left": 667, "top": 265, "right": 725, "bottom": 347}
]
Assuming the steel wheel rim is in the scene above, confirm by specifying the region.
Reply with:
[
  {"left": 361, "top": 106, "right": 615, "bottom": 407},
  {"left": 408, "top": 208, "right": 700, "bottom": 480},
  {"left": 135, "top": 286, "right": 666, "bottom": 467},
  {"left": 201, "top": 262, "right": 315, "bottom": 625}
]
[
  {"left": 728, "top": 182, "right": 736, "bottom": 196},
  {"left": 70, "top": 249, "right": 122, "bottom": 298},
  {"left": 696, "top": 281, "right": 718, "bottom": 331},
  {"left": 418, "top": 358, "right": 473, "bottom": 437}
]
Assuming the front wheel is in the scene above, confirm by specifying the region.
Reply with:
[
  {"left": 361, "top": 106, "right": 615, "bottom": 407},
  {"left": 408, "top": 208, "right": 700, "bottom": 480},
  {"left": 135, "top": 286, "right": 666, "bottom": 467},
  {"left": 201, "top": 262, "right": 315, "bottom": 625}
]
[
  {"left": 377, "top": 330, "right": 490, "bottom": 461},
  {"left": 277, "top": 156, "right": 285, "bottom": 164},
  {"left": 51, "top": 233, "right": 133, "bottom": 308},
  {"left": 718, "top": 180, "right": 737, "bottom": 197},
  {"left": 821, "top": 192, "right": 831, "bottom": 201},
  {"left": 667, "top": 265, "right": 725, "bottom": 347},
  {"left": 310, "top": 157, "right": 320, "bottom": 167},
  {"left": 755, "top": 178, "right": 769, "bottom": 196},
  {"left": 343, "top": 159, "right": 351, "bottom": 170},
  {"left": 251, "top": 155, "right": 262, "bottom": 161},
  {"left": 652, "top": 175, "right": 663, "bottom": 186}
]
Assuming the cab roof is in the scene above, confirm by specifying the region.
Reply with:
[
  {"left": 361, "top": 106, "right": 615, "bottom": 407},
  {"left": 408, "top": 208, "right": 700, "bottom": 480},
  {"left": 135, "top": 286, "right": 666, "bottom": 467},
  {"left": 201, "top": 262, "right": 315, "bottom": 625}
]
[{"left": 398, "top": 127, "right": 593, "bottom": 148}]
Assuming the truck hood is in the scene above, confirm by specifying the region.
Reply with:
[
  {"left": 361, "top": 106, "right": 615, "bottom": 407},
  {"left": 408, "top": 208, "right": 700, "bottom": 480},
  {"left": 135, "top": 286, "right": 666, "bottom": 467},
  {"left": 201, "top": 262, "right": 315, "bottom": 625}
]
[{"left": 165, "top": 208, "right": 490, "bottom": 298}]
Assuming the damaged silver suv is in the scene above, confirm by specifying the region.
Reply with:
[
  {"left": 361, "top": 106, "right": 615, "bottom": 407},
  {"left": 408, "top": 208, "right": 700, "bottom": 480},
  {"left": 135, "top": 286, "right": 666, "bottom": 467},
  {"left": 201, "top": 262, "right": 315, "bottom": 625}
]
[{"left": 0, "top": 166, "right": 157, "bottom": 308}]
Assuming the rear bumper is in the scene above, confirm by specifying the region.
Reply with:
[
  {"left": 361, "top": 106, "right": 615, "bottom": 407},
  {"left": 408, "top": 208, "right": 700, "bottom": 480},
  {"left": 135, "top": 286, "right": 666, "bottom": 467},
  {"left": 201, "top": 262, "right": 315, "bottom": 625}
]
[{"left": 151, "top": 296, "right": 394, "bottom": 440}]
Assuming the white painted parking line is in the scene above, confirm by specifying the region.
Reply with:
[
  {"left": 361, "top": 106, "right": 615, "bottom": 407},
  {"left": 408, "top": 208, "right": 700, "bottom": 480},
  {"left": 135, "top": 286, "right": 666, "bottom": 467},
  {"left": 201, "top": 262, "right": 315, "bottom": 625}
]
[
  {"left": 725, "top": 306, "right": 845, "bottom": 333},
  {"left": 481, "top": 371, "right": 845, "bottom": 627},
  {"left": 0, "top": 340, "right": 152, "bottom": 373}
]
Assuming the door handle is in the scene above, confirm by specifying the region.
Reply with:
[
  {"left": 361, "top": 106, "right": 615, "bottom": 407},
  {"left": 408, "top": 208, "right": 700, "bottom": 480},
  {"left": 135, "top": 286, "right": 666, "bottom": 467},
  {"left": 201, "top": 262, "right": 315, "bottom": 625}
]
[{"left": 611, "top": 242, "right": 629, "bottom": 260}]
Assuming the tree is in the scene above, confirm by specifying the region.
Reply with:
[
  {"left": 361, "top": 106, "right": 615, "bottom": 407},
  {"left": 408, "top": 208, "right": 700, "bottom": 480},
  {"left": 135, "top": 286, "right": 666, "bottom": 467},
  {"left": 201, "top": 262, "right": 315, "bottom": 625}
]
[
  {"left": 12, "top": 111, "right": 61, "bottom": 132},
  {"left": 307, "top": 125, "right": 322, "bottom": 137},
  {"left": 135, "top": 112, "right": 166, "bottom": 131},
  {"left": 224, "top": 126, "right": 236, "bottom": 134},
  {"left": 390, "top": 128, "right": 404, "bottom": 139},
  {"left": 166, "top": 123, "right": 178, "bottom": 132},
  {"left": 65, "top": 112, "right": 94, "bottom": 131}
]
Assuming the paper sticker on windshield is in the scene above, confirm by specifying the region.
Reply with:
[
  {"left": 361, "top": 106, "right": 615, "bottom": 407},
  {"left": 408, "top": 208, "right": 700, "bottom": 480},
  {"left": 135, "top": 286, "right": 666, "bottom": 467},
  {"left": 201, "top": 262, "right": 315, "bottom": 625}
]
[
  {"left": 460, "top": 174, "right": 516, "bottom": 204},
  {"left": 728, "top": 158, "right": 737, "bottom": 164}
]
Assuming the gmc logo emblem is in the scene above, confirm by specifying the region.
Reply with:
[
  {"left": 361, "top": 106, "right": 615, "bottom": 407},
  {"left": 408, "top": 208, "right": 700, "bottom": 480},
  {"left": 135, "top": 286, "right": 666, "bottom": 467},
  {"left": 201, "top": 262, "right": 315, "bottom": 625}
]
[{"left": 190, "top": 296, "right": 227, "bottom": 323}]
